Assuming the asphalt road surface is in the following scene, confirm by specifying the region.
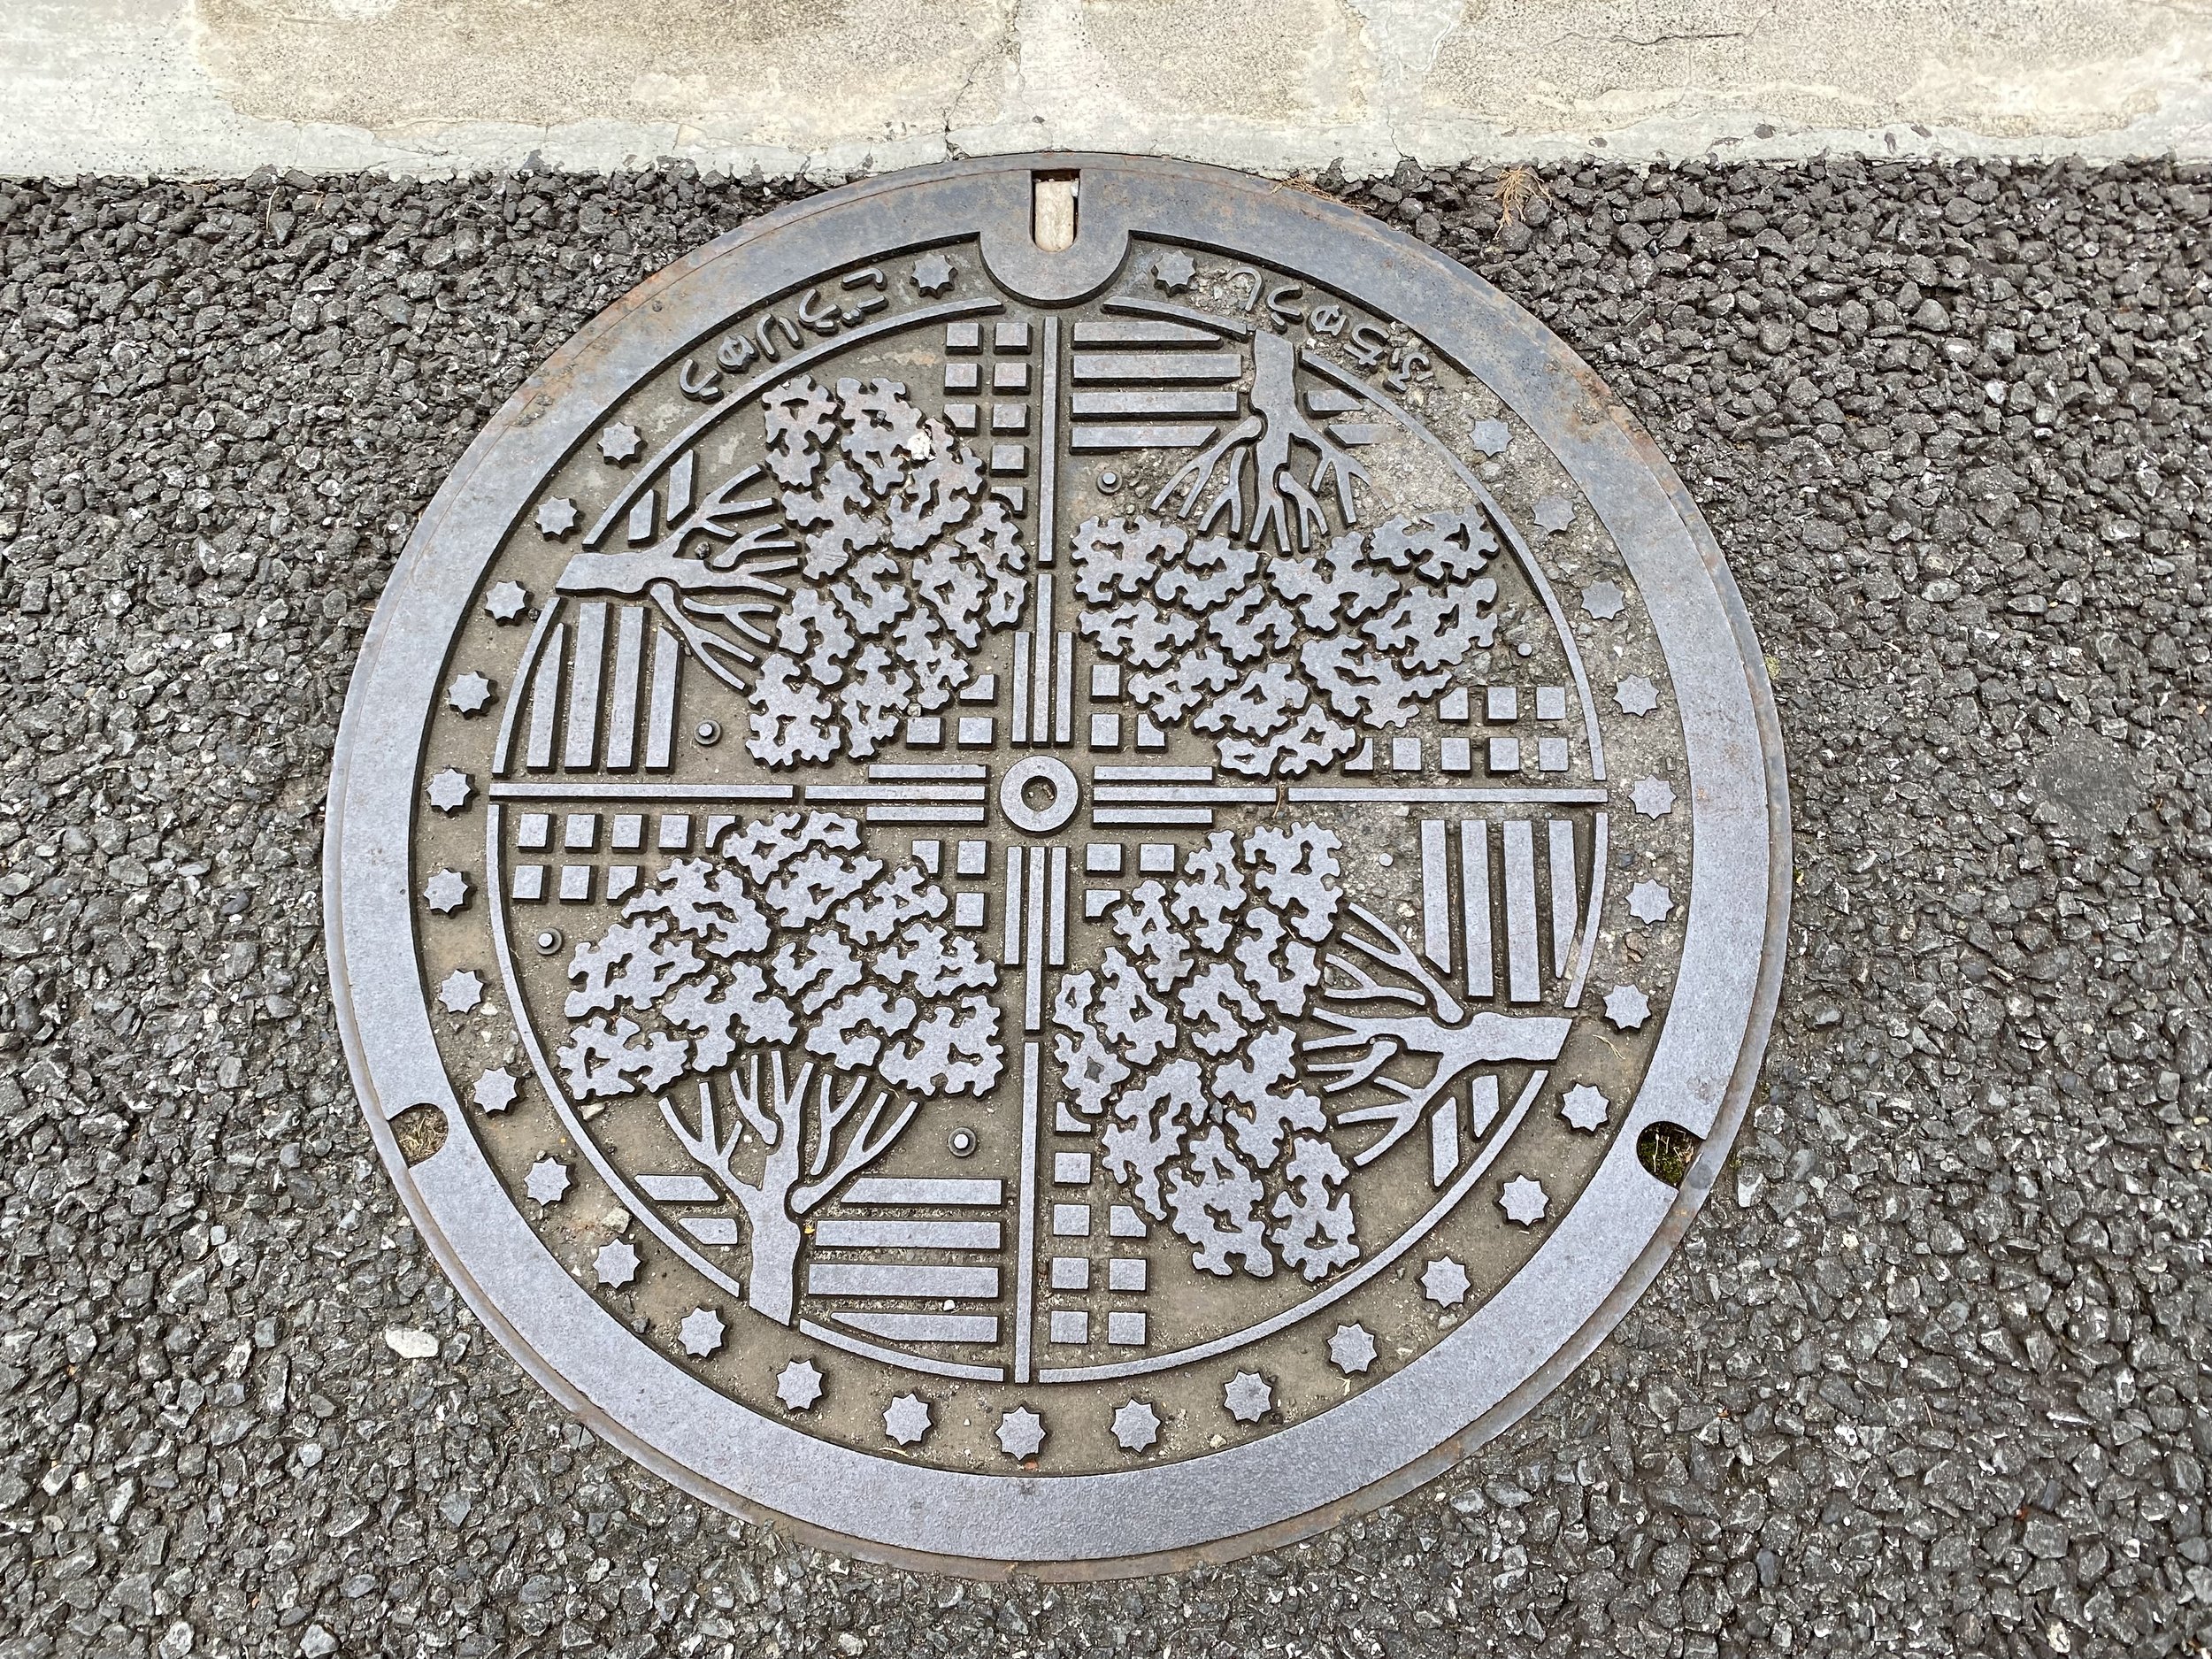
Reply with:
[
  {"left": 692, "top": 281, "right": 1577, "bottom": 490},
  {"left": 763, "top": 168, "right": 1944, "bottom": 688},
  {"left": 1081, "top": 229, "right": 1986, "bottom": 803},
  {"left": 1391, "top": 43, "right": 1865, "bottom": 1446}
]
[{"left": 0, "top": 156, "right": 2207, "bottom": 1657}]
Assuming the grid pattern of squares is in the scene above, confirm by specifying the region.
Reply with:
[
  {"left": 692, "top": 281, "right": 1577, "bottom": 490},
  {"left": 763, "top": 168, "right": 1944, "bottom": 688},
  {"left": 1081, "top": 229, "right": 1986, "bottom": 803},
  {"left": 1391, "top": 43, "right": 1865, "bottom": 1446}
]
[
  {"left": 1084, "top": 662, "right": 1169, "bottom": 752},
  {"left": 944, "top": 318, "right": 1034, "bottom": 508},
  {"left": 509, "top": 809, "right": 658, "bottom": 905},
  {"left": 1044, "top": 839, "right": 1173, "bottom": 1349},
  {"left": 510, "top": 818, "right": 997, "bottom": 933},
  {"left": 1368, "top": 681, "right": 1576, "bottom": 776}
]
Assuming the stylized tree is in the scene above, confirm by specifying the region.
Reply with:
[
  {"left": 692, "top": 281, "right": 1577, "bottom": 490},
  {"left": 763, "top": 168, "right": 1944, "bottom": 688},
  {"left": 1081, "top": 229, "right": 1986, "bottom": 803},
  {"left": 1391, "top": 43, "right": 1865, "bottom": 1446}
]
[
  {"left": 555, "top": 810, "right": 1003, "bottom": 1322},
  {"left": 742, "top": 373, "right": 1029, "bottom": 764},
  {"left": 1152, "top": 330, "right": 1367, "bottom": 551},
  {"left": 659, "top": 1053, "right": 915, "bottom": 1325},
  {"left": 1304, "top": 905, "right": 1571, "bottom": 1167},
  {"left": 553, "top": 373, "right": 1030, "bottom": 755},
  {"left": 1056, "top": 824, "right": 1363, "bottom": 1283},
  {"left": 1071, "top": 503, "right": 1501, "bottom": 777},
  {"left": 1062, "top": 823, "right": 1579, "bottom": 1279}
]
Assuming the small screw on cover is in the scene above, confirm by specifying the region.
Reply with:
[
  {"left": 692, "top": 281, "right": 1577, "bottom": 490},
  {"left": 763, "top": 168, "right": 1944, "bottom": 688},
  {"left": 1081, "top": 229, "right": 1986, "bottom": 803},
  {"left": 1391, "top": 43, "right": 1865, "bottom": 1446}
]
[
  {"left": 948, "top": 1127, "right": 978, "bottom": 1158},
  {"left": 534, "top": 928, "right": 564, "bottom": 956},
  {"left": 695, "top": 720, "right": 721, "bottom": 746}
]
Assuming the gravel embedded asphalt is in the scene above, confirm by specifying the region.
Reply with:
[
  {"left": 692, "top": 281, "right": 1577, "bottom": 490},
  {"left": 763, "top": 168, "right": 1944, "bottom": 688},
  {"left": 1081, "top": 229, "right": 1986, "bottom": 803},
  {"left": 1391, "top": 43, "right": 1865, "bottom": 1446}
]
[{"left": 1, "top": 155, "right": 2209, "bottom": 1658}]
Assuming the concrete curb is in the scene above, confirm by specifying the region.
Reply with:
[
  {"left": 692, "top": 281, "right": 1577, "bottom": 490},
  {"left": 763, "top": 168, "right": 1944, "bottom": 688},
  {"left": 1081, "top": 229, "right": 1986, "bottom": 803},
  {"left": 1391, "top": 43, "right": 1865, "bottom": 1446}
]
[{"left": 6, "top": 0, "right": 2210, "bottom": 180}]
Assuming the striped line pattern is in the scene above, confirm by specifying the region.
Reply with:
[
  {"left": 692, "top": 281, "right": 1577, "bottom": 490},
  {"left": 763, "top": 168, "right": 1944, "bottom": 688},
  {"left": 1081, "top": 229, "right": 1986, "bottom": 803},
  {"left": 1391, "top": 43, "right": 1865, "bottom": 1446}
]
[
  {"left": 517, "top": 600, "right": 682, "bottom": 774},
  {"left": 1066, "top": 319, "right": 1240, "bottom": 453},
  {"left": 1417, "top": 814, "right": 1594, "bottom": 1005},
  {"left": 810, "top": 1177, "right": 1010, "bottom": 1348}
]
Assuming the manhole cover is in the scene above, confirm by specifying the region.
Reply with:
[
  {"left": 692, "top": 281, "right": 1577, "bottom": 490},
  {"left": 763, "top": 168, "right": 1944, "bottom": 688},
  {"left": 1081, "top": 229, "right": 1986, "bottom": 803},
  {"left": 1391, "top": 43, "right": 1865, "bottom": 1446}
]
[{"left": 326, "top": 155, "right": 1789, "bottom": 1576}]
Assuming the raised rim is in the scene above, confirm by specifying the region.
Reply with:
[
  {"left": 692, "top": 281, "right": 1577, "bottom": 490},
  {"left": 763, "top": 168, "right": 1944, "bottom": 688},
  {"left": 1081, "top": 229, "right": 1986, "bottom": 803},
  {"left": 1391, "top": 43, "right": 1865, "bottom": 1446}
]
[{"left": 324, "top": 152, "right": 1792, "bottom": 1579}]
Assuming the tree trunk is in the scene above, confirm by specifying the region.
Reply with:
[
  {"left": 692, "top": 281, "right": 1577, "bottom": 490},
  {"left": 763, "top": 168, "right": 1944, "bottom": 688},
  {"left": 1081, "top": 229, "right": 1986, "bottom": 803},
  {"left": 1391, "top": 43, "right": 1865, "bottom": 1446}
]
[
  {"left": 741, "top": 1203, "right": 804, "bottom": 1325},
  {"left": 739, "top": 1066, "right": 810, "bottom": 1325}
]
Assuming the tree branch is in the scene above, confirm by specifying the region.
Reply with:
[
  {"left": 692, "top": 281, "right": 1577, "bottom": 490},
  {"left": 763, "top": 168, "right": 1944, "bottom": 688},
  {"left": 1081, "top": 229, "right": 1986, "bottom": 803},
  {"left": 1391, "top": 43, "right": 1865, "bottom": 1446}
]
[
  {"left": 682, "top": 596, "right": 781, "bottom": 649},
  {"left": 724, "top": 1053, "right": 778, "bottom": 1147},
  {"left": 770, "top": 1054, "right": 817, "bottom": 1145},
  {"left": 1335, "top": 1069, "right": 1454, "bottom": 1166},
  {"left": 648, "top": 579, "right": 760, "bottom": 694},
  {"left": 660, "top": 1077, "right": 764, "bottom": 1203},
  {"left": 790, "top": 1089, "right": 919, "bottom": 1215},
  {"left": 1318, "top": 950, "right": 1425, "bottom": 1008},
  {"left": 1302, "top": 1027, "right": 1403, "bottom": 1095},
  {"left": 1275, "top": 465, "right": 1329, "bottom": 550},
  {"left": 806, "top": 1072, "right": 872, "bottom": 1180},
  {"left": 1151, "top": 414, "right": 1261, "bottom": 527},
  {"left": 1333, "top": 903, "right": 1465, "bottom": 1022}
]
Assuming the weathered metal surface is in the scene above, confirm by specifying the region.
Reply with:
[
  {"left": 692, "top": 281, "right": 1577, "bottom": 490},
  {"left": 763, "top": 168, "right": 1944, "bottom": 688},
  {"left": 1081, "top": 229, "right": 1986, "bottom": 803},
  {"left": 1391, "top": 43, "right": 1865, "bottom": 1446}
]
[{"left": 324, "top": 155, "right": 1790, "bottom": 1578}]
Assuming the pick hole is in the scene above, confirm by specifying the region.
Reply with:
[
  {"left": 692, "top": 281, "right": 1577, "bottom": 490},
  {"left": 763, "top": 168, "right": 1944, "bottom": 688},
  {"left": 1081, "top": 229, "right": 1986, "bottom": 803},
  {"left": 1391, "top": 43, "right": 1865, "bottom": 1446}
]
[
  {"left": 1635, "top": 1121, "right": 1701, "bottom": 1187},
  {"left": 391, "top": 1102, "right": 449, "bottom": 1167}
]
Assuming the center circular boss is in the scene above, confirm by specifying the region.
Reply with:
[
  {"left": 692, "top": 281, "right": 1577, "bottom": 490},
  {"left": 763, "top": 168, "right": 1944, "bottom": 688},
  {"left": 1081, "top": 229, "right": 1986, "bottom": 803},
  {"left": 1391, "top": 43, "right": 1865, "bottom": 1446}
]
[
  {"left": 326, "top": 154, "right": 1789, "bottom": 1577},
  {"left": 1000, "top": 756, "right": 1081, "bottom": 833}
]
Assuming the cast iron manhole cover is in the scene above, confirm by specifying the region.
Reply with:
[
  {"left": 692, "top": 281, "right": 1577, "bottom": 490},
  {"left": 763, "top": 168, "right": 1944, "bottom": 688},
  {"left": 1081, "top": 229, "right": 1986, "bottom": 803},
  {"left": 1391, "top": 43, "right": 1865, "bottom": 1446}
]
[{"left": 326, "top": 155, "right": 1789, "bottom": 1575}]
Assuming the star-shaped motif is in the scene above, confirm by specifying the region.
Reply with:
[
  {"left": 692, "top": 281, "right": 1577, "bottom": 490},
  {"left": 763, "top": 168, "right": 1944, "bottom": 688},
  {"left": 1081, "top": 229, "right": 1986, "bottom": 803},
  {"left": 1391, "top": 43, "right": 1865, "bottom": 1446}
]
[
  {"left": 1605, "top": 984, "right": 1653, "bottom": 1030},
  {"left": 1615, "top": 675, "right": 1660, "bottom": 717},
  {"left": 883, "top": 1393, "right": 932, "bottom": 1446},
  {"left": 1627, "top": 879, "right": 1674, "bottom": 925},
  {"left": 1152, "top": 250, "right": 1196, "bottom": 292},
  {"left": 422, "top": 868, "right": 469, "bottom": 914},
  {"left": 534, "top": 496, "right": 580, "bottom": 538},
  {"left": 1561, "top": 1083, "right": 1610, "bottom": 1133},
  {"left": 776, "top": 1359, "right": 825, "bottom": 1412},
  {"left": 472, "top": 1067, "right": 518, "bottom": 1114},
  {"left": 1532, "top": 495, "right": 1575, "bottom": 534},
  {"left": 436, "top": 969, "right": 483, "bottom": 1013},
  {"left": 1327, "top": 1323, "right": 1377, "bottom": 1376},
  {"left": 426, "top": 768, "right": 473, "bottom": 813},
  {"left": 910, "top": 252, "right": 956, "bottom": 295},
  {"left": 1111, "top": 1399, "right": 1162, "bottom": 1452},
  {"left": 446, "top": 672, "right": 494, "bottom": 716},
  {"left": 1421, "top": 1256, "right": 1471, "bottom": 1309},
  {"left": 523, "top": 1156, "right": 569, "bottom": 1207},
  {"left": 1500, "top": 1174, "right": 1550, "bottom": 1226},
  {"left": 594, "top": 1239, "right": 640, "bottom": 1288},
  {"left": 485, "top": 580, "right": 531, "bottom": 620},
  {"left": 597, "top": 423, "right": 642, "bottom": 465},
  {"left": 1631, "top": 776, "right": 1677, "bottom": 818},
  {"left": 679, "top": 1306, "right": 726, "bottom": 1357},
  {"left": 1223, "top": 1371, "right": 1272, "bottom": 1423},
  {"left": 1470, "top": 418, "right": 1510, "bottom": 457},
  {"left": 1581, "top": 580, "right": 1626, "bottom": 621},
  {"left": 995, "top": 1406, "right": 1046, "bottom": 1460}
]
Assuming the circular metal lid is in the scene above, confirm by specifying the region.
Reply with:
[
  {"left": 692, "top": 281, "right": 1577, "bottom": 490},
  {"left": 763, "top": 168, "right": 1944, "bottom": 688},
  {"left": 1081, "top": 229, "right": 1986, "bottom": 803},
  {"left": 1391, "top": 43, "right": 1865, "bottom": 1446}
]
[{"left": 326, "top": 154, "right": 1789, "bottom": 1577}]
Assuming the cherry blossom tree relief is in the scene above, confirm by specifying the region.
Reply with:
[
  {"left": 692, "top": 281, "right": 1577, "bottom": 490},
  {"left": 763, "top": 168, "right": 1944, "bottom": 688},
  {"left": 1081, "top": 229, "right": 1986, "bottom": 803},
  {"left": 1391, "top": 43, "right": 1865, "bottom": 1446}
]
[
  {"left": 745, "top": 374, "right": 1028, "bottom": 764},
  {"left": 554, "top": 810, "right": 1004, "bottom": 1324},
  {"left": 1059, "top": 825, "right": 1363, "bottom": 1284},
  {"left": 1071, "top": 504, "right": 1501, "bottom": 778}
]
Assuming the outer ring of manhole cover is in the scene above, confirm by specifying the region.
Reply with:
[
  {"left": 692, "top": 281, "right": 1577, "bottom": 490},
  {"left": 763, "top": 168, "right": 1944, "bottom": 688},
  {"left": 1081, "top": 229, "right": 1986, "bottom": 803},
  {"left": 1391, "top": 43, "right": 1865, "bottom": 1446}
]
[{"left": 326, "top": 154, "right": 1790, "bottom": 1578}]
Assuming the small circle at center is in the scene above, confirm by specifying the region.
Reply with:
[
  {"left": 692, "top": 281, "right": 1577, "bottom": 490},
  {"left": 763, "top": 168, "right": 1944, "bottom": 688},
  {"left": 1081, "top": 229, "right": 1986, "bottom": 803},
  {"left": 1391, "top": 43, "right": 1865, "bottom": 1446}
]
[{"left": 999, "top": 755, "right": 1080, "bottom": 834}]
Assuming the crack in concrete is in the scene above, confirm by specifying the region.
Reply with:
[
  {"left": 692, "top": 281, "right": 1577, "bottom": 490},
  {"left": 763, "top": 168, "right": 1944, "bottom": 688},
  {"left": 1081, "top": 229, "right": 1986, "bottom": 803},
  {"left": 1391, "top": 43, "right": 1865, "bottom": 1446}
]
[
  {"left": 1611, "top": 29, "right": 1753, "bottom": 48},
  {"left": 941, "top": 44, "right": 990, "bottom": 161}
]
